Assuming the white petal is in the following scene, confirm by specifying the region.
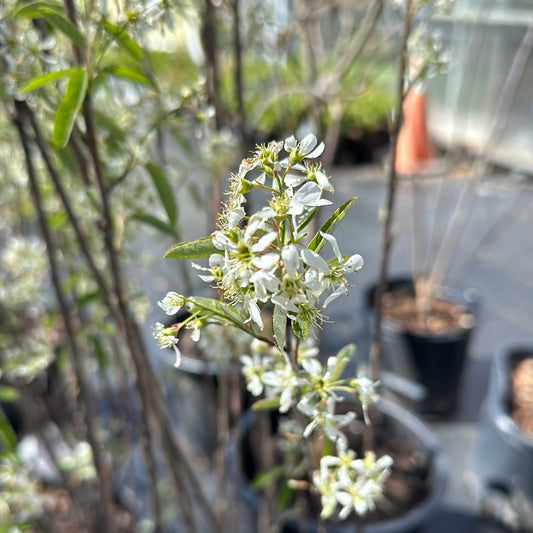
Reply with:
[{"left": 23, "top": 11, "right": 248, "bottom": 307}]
[
  {"left": 282, "top": 244, "right": 300, "bottom": 277},
  {"left": 301, "top": 357, "right": 322, "bottom": 377},
  {"left": 316, "top": 169, "right": 333, "bottom": 192},
  {"left": 284, "top": 135, "right": 297, "bottom": 151},
  {"left": 344, "top": 254, "right": 364, "bottom": 272},
  {"left": 173, "top": 345, "right": 182, "bottom": 368},
  {"left": 323, "top": 285, "right": 348, "bottom": 308},
  {"left": 284, "top": 171, "right": 306, "bottom": 187},
  {"left": 293, "top": 181, "right": 321, "bottom": 205},
  {"left": 320, "top": 232, "right": 341, "bottom": 261},
  {"left": 252, "top": 252, "right": 278, "bottom": 270},
  {"left": 301, "top": 248, "right": 330, "bottom": 273},
  {"left": 246, "top": 297, "right": 264, "bottom": 330},
  {"left": 299, "top": 133, "right": 317, "bottom": 155},
  {"left": 306, "top": 142, "right": 325, "bottom": 159},
  {"left": 228, "top": 207, "right": 245, "bottom": 228}
]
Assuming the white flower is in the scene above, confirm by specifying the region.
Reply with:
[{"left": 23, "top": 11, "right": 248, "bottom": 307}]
[
  {"left": 244, "top": 295, "right": 263, "bottom": 329},
  {"left": 335, "top": 452, "right": 392, "bottom": 519},
  {"left": 288, "top": 182, "right": 331, "bottom": 216},
  {"left": 157, "top": 291, "right": 185, "bottom": 315},
  {"left": 240, "top": 353, "right": 269, "bottom": 396},
  {"left": 298, "top": 397, "right": 355, "bottom": 446},
  {"left": 250, "top": 268, "right": 279, "bottom": 301},
  {"left": 262, "top": 362, "right": 301, "bottom": 413},
  {"left": 284, "top": 134, "right": 325, "bottom": 165},
  {"left": 152, "top": 322, "right": 181, "bottom": 367}
]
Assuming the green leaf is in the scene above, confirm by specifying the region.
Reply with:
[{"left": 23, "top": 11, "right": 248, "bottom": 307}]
[
  {"left": 42, "top": 12, "right": 87, "bottom": 49},
  {"left": 13, "top": 0, "right": 63, "bottom": 18},
  {"left": 91, "top": 335, "right": 109, "bottom": 370},
  {"left": 101, "top": 65, "right": 154, "bottom": 87},
  {"left": 292, "top": 320, "right": 308, "bottom": 340},
  {"left": 18, "top": 69, "right": 76, "bottom": 93},
  {"left": 252, "top": 396, "right": 281, "bottom": 411},
  {"left": 273, "top": 304, "right": 287, "bottom": 352},
  {"left": 15, "top": 3, "right": 87, "bottom": 49},
  {"left": 132, "top": 213, "right": 177, "bottom": 238},
  {"left": 0, "top": 409, "right": 16, "bottom": 450},
  {"left": 101, "top": 19, "right": 143, "bottom": 61},
  {"left": 329, "top": 343, "right": 356, "bottom": 381},
  {"left": 308, "top": 197, "right": 357, "bottom": 253},
  {"left": 164, "top": 236, "right": 218, "bottom": 259},
  {"left": 53, "top": 68, "right": 88, "bottom": 148},
  {"left": 251, "top": 465, "right": 285, "bottom": 491},
  {"left": 146, "top": 162, "right": 177, "bottom": 226},
  {"left": 0, "top": 386, "right": 19, "bottom": 403}
]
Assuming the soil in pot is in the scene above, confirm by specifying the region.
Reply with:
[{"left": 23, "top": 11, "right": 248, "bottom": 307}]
[
  {"left": 366, "top": 279, "right": 477, "bottom": 416},
  {"left": 380, "top": 287, "right": 474, "bottom": 337},
  {"left": 510, "top": 354, "right": 533, "bottom": 436},
  {"left": 239, "top": 400, "right": 445, "bottom": 533}
]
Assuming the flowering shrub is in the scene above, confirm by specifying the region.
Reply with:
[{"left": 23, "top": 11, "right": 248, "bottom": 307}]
[{"left": 154, "top": 134, "right": 392, "bottom": 521}]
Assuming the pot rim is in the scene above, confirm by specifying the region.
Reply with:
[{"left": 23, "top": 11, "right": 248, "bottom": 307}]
[
  {"left": 364, "top": 276, "right": 480, "bottom": 340},
  {"left": 487, "top": 346, "right": 533, "bottom": 449}
]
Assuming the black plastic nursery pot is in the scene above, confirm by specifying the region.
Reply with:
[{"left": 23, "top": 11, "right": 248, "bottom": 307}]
[
  {"left": 469, "top": 347, "right": 533, "bottom": 532},
  {"left": 364, "top": 278, "right": 479, "bottom": 416},
  {"left": 231, "top": 398, "right": 448, "bottom": 533}
]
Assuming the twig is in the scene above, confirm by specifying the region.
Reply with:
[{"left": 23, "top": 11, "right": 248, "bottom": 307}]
[
  {"left": 369, "top": 0, "right": 413, "bottom": 382},
  {"left": 25, "top": 98, "right": 164, "bottom": 532},
  {"left": 12, "top": 100, "right": 115, "bottom": 533}
]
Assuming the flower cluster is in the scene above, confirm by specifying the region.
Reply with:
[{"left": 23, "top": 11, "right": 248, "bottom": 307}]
[
  {"left": 153, "top": 134, "right": 391, "bottom": 521},
  {"left": 313, "top": 449, "right": 393, "bottom": 519}
]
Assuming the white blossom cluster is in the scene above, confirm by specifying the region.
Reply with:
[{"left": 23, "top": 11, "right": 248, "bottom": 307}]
[
  {"left": 153, "top": 134, "right": 391, "bottom": 520},
  {"left": 313, "top": 449, "right": 393, "bottom": 520}
]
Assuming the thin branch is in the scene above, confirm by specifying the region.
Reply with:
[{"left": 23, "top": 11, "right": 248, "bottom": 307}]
[
  {"left": 12, "top": 100, "right": 115, "bottom": 533},
  {"left": 369, "top": 0, "right": 413, "bottom": 382},
  {"left": 25, "top": 99, "right": 165, "bottom": 532}
]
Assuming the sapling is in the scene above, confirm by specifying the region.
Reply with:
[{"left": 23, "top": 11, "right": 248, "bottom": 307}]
[{"left": 154, "top": 134, "right": 392, "bottom": 524}]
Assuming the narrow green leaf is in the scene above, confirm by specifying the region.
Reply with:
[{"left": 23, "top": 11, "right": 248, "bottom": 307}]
[
  {"left": 13, "top": 0, "right": 63, "bottom": 18},
  {"left": 0, "top": 409, "right": 16, "bottom": 450},
  {"left": 18, "top": 69, "right": 76, "bottom": 93},
  {"left": 164, "top": 236, "right": 218, "bottom": 259},
  {"left": 308, "top": 197, "right": 357, "bottom": 253},
  {"left": 251, "top": 465, "right": 285, "bottom": 491},
  {"left": 42, "top": 12, "right": 87, "bottom": 49},
  {"left": 132, "top": 213, "right": 177, "bottom": 238},
  {"left": 273, "top": 304, "right": 287, "bottom": 351},
  {"left": 101, "top": 19, "right": 143, "bottom": 60},
  {"left": 53, "top": 68, "right": 88, "bottom": 148},
  {"left": 0, "top": 386, "right": 19, "bottom": 403},
  {"left": 252, "top": 396, "right": 281, "bottom": 411},
  {"left": 91, "top": 335, "right": 109, "bottom": 370},
  {"left": 329, "top": 344, "right": 356, "bottom": 381},
  {"left": 15, "top": 3, "right": 87, "bottom": 49},
  {"left": 101, "top": 65, "right": 154, "bottom": 87},
  {"left": 146, "top": 163, "right": 177, "bottom": 226},
  {"left": 93, "top": 110, "right": 127, "bottom": 144}
]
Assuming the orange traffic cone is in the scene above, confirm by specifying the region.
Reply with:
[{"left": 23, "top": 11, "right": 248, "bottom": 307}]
[{"left": 395, "top": 87, "right": 434, "bottom": 174}]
